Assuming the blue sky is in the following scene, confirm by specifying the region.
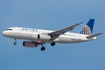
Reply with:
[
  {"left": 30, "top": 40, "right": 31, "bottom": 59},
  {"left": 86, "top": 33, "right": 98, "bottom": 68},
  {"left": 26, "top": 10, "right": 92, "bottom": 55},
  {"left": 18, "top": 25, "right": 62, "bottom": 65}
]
[{"left": 0, "top": 0, "right": 105, "bottom": 70}]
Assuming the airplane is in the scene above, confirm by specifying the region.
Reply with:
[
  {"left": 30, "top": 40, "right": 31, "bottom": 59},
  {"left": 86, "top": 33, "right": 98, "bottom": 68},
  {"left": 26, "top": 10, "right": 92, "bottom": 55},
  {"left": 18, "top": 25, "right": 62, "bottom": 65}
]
[{"left": 2, "top": 19, "right": 102, "bottom": 51}]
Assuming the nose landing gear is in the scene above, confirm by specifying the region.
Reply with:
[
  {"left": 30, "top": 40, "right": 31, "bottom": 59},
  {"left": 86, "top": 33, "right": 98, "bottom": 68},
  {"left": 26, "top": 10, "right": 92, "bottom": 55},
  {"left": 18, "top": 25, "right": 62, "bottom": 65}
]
[{"left": 14, "top": 38, "right": 17, "bottom": 45}]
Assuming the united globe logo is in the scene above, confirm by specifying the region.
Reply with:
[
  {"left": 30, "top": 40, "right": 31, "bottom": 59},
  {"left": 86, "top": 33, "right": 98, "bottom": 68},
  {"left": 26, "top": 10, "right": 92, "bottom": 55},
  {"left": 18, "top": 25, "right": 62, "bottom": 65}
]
[{"left": 79, "top": 25, "right": 91, "bottom": 35}]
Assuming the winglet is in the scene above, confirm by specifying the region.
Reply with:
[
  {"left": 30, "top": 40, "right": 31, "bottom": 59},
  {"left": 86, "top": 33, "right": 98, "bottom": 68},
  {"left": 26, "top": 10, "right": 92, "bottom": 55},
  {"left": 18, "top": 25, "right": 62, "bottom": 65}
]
[{"left": 87, "top": 33, "right": 102, "bottom": 38}]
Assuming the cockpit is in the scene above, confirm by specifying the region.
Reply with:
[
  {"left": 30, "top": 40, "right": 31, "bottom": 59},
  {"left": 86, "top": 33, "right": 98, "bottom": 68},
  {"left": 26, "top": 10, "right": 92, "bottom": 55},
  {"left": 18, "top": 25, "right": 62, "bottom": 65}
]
[{"left": 6, "top": 29, "right": 12, "bottom": 31}]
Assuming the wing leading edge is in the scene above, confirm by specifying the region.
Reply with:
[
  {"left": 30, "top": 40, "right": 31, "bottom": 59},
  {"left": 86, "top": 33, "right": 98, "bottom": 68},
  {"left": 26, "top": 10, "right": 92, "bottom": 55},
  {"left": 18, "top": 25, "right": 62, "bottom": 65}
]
[{"left": 48, "top": 23, "right": 82, "bottom": 40}]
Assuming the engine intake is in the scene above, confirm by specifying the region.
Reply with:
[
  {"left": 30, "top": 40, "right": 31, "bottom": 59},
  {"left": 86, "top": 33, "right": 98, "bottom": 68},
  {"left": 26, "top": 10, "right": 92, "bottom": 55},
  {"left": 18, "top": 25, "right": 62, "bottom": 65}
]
[{"left": 23, "top": 41, "right": 38, "bottom": 47}]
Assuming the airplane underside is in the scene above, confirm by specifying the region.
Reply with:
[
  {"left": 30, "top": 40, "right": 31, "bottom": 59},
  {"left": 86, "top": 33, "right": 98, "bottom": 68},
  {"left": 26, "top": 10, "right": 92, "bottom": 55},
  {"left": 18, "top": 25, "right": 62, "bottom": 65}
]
[{"left": 2, "top": 32, "right": 92, "bottom": 51}]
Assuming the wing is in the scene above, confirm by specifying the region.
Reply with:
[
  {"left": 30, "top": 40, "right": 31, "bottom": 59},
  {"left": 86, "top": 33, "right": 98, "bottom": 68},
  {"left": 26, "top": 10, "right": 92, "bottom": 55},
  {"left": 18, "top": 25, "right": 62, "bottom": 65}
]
[{"left": 48, "top": 23, "right": 82, "bottom": 40}]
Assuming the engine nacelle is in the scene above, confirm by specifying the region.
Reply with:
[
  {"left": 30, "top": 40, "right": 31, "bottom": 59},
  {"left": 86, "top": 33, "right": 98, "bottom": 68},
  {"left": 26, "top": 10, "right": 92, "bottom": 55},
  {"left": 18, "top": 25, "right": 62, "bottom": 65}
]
[
  {"left": 23, "top": 41, "right": 38, "bottom": 47},
  {"left": 38, "top": 34, "right": 51, "bottom": 40}
]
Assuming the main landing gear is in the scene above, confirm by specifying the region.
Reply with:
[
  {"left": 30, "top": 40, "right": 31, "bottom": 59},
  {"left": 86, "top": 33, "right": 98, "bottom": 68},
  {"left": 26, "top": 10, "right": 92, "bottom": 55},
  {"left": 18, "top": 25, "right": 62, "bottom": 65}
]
[
  {"left": 14, "top": 38, "right": 17, "bottom": 45},
  {"left": 40, "top": 42, "right": 55, "bottom": 51},
  {"left": 41, "top": 44, "right": 45, "bottom": 51},
  {"left": 51, "top": 42, "right": 55, "bottom": 46}
]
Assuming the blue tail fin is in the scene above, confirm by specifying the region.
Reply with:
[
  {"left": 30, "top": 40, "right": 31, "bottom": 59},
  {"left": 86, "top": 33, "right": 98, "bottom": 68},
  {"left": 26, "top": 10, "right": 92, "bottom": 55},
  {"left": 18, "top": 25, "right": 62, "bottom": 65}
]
[{"left": 79, "top": 19, "right": 95, "bottom": 35}]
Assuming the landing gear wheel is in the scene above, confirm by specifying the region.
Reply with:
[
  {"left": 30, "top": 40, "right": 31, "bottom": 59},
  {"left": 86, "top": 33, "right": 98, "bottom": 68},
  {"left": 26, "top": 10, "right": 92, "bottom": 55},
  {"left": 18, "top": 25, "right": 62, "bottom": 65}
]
[
  {"left": 41, "top": 47, "right": 45, "bottom": 51},
  {"left": 14, "top": 38, "right": 17, "bottom": 45},
  {"left": 51, "top": 42, "right": 55, "bottom": 46},
  {"left": 14, "top": 42, "right": 17, "bottom": 45}
]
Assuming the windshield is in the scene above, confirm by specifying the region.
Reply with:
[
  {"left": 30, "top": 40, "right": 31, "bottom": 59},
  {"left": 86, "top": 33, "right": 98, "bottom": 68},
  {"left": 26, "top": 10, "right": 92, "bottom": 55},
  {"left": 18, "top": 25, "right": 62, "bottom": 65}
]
[{"left": 6, "top": 29, "right": 12, "bottom": 31}]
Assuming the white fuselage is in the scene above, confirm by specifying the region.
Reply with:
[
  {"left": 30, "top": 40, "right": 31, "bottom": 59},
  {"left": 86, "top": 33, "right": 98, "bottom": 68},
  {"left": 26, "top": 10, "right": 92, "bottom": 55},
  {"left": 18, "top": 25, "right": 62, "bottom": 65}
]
[{"left": 2, "top": 27, "right": 96, "bottom": 44}]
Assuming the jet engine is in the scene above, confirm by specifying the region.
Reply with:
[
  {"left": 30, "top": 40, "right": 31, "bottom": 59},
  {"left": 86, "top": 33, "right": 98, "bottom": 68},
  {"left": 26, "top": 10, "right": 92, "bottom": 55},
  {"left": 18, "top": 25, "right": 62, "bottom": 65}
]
[
  {"left": 23, "top": 41, "right": 38, "bottom": 47},
  {"left": 38, "top": 34, "right": 51, "bottom": 40}
]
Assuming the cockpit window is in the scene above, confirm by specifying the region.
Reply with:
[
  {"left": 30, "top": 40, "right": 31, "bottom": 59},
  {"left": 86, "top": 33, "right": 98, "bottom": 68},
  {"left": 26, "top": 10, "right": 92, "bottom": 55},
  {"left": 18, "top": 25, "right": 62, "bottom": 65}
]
[{"left": 6, "top": 29, "right": 12, "bottom": 31}]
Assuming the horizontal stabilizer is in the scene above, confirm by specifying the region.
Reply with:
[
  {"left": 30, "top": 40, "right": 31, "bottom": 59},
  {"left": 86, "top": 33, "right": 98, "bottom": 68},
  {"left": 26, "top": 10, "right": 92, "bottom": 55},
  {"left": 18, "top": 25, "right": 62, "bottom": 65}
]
[{"left": 87, "top": 33, "right": 102, "bottom": 38}]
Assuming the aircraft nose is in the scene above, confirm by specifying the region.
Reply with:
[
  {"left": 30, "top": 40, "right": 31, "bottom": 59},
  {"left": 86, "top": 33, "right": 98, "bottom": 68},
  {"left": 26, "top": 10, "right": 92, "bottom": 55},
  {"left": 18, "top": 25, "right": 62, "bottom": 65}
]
[{"left": 2, "top": 31, "right": 7, "bottom": 36}]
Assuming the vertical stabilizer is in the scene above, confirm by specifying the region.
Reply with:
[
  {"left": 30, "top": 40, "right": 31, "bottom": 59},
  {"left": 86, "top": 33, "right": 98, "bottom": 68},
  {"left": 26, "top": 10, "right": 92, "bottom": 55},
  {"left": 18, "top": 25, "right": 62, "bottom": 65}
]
[{"left": 79, "top": 19, "right": 95, "bottom": 35}]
